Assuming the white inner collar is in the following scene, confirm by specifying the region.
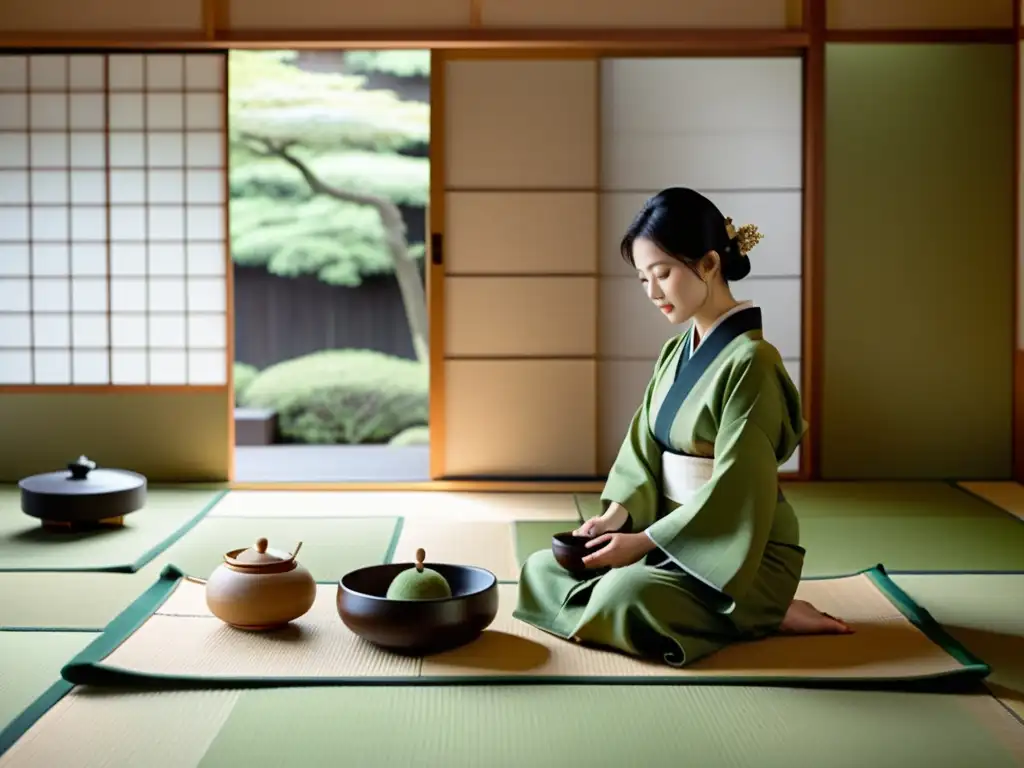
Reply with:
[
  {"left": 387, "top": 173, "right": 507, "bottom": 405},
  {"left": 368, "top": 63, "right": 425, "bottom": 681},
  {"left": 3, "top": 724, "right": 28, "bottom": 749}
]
[{"left": 689, "top": 300, "right": 755, "bottom": 355}]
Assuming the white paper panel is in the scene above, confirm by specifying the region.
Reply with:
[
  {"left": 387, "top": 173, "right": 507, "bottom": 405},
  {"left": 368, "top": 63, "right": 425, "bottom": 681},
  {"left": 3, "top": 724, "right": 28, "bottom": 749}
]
[
  {"left": 33, "top": 349, "right": 69, "bottom": 384},
  {"left": 604, "top": 134, "right": 802, "bottom": 192},
  {"left": 188, "top": 314, "right": 227, "bottom": 349},
  {"left": 112, "top": 350, "right": 147, "bottom": 385},
  {"left": 72, "top": 314, "right": 108, "bottom": 347},
  {"left": 601, "top": 58, "right": 803, "bottom": 192},
  {"left": 444, "top": 359, "right": 597, "bottom": 477},
  {"left": 72, "top": 350, "right": 109, "bottom": 384},
  {"left": 598, "top": 277, "right": 681, "bottom": 360},
  {"left": 0, "top": 95, "right": 28, "bottom": 130},
  {"left": 0, "top": 58, "right": 28, "bottom": 90},
  {"left": 149, "top": 350, "right": 187, "bottom": 385},
  {"left": 597, "top": 359, "right": 653, "bottom": 472},
  {"left": 445, "top": 192, "right": 597, "bottom": 275},
  {"left": 0, "top": 351, "right": 32, "bottom": 384},
  {"left": 0, "top": 279, "right": 31, "bottom": 311},
  {"left": 188, "top": 350, "right": 227, "bottom": 385},
  {"left": 0, "top": 314, "right": 32, "bottom": 347},
  {"left": 0, "top": 244, "right": 30, "bottom": 276},
  {"left": 446, "top": 276, "right": 597, "bottom": 358},
  {"left": 0, "top": 52, "right": 228, "bottom": 387},
  {"left": 445, "top": 59, "right": 597, "bottom": 189},
  {"left": 731, "top": 278, "right": 802, "bottom": 361},
  {"left": 0, "top": 134, "right": 28, "bottom": 167}
]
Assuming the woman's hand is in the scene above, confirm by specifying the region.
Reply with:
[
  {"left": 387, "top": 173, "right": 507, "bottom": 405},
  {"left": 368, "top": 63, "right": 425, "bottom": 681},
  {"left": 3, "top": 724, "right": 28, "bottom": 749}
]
[
  {"left": 573, "top": 516, "right": 614, "bottom": 538},
  {"left": 581, "top": 532, "right": 657, "bottom": 569},
  {"left": 573, "top": 502, "right": 629, "bottom": 537}
]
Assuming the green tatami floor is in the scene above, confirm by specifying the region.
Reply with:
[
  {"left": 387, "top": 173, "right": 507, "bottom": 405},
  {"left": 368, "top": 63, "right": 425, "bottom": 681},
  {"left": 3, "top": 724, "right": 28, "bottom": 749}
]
[{"left": 0, "top": 481, "right": 1022, "bottom": 765}]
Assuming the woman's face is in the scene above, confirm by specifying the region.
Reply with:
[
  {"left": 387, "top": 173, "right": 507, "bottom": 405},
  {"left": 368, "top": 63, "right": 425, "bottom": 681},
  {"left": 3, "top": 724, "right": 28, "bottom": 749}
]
[{"left": 632, "top": 237, "right": 709, "bottom": 325}]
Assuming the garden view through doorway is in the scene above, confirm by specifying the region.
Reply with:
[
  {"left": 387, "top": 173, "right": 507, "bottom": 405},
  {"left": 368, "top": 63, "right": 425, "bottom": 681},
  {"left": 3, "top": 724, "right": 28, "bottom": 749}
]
[{"left": 228, "top": 50, "right": 431, "bottom": 482}]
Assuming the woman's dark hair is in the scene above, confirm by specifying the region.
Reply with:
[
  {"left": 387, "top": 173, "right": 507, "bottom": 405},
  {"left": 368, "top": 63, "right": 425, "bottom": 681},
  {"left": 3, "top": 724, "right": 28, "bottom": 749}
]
[{"left": 620, "top": 187, "right": 751, "bottom": 282}]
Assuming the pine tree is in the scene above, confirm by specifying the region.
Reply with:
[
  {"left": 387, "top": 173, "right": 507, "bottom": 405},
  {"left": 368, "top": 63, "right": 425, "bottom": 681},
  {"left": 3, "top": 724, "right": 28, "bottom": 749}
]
[{"left": 228, "top": 50, "right": 430, "bottom": 364}]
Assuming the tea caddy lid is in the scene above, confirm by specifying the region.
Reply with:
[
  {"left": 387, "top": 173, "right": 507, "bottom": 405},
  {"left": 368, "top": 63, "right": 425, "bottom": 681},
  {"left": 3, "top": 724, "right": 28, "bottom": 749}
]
[{"left": 224, "top": 538, "right": 302, "bottom": 572}]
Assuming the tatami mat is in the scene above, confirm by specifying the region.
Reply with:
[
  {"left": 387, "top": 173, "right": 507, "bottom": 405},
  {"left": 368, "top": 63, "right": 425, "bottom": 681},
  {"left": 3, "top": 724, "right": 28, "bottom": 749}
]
[
  {"left": 958, "top": 482, "right": 1024, "bottom": 523},
  {"left": 2, "top": 484, "right": 1024, "bottom": 766},
  {"left": 784, "top": 482, "right": 1024, "bottom": 574},
  {"left": 58, "top": 564, "right": 986, "bottom": 688},
  {"left": 0, "top": 566, "right": 160, "bottom": 630},
  {"left": 0, "top": 688, "right": 240, "bottom": 768},
  {"left": 586, "top": 483, "right": 1024, "bottom": 575},
  {"left": 0, "top": 488, "right": 226, "bottom": 573},
  {"left": 513, "top": 520, "right": 577, "bottom": 568},
  {"left": 3, "top": 685, "right": 1022, "bottom": 768},
  {"left": 392, "top": 519, "right": 521, "bottom": 581},
  {"left": 208, "top": 490, "right": 580, "bottom": 521},
  {"left": 0, "top": 515, "right": 576, "bottom": 630},
  {"left": 154, "top": 515, "right": 399, "bottom": 582},
  {"left": 0, "top": 632, "right": 97, "bottom": 733},
  {"left": 895, "top": 573, "right": 1024, "bottom": 720}
]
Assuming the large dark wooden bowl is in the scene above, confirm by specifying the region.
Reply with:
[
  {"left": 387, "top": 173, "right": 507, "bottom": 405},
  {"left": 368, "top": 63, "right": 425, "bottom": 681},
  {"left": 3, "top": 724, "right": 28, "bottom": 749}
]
[
  {"left": 337, "top": 562, "right": 499, "bottom": 656},
  {"left": 551, "top": 532, "right": 611, "bottom": 577}
]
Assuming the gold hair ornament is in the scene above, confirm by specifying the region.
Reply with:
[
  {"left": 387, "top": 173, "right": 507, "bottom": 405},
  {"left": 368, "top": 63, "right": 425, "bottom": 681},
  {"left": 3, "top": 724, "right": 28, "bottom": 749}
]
[{"left": 724, "top": 217, "right": 763, "bottom": 256}]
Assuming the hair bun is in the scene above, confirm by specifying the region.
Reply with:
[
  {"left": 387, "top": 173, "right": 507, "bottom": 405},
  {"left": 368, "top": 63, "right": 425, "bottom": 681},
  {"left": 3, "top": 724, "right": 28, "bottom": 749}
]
[{"left": 721, "top": 241, "right": 752, "bottom": 281}]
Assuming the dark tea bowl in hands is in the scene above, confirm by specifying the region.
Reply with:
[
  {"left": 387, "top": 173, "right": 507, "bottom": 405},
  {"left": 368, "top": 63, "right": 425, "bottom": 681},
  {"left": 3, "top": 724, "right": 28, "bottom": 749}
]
[{"left": 551, "top": 532, "right": 611, "bottom": 577}]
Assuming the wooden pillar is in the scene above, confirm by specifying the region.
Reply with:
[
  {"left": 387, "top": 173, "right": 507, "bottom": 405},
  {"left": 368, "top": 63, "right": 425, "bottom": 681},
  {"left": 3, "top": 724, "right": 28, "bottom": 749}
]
[{"left": 1015, "top": 1, "right": 1024, "bottom": 481}]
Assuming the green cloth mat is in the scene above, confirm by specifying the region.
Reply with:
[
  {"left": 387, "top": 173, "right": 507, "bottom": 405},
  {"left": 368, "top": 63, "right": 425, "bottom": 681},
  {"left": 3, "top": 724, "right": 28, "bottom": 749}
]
[
  {"left": 57, "top": 563, "right": 990, "bottom": 689},
  {"left": 155, "top": 515, "right": 400, "bottom": 582},
  {"left": 0, "top": 487, "right": 226, "bottom": 572},
  {"left": 576, "top": 482, "right": 1024, "bottom": 574},
  {"left": 0, "top": 631, "right": 96, "bottom": 741},
  {"left": 894, "top": 573, "right": 1024, "bottom": 716},
  {"left": 196, "top": 686, "right": 1024, "bottom": 767}
]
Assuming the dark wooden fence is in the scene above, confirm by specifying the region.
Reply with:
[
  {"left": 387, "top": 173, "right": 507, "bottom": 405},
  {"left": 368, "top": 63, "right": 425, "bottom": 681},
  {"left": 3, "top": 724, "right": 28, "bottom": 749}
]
[{"left": 233, "top": 261, "right": 424, "bottom": 370}]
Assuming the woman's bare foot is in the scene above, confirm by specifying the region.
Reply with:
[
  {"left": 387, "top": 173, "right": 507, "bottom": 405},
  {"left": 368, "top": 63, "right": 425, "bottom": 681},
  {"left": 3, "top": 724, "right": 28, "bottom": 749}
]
[{"left": 778, "top": 599, "right": 854, "bottom": 635}]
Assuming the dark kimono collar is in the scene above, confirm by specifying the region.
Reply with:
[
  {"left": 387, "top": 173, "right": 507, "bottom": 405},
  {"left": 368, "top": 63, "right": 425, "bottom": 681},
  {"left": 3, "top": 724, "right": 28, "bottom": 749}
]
[{"left": 653, "top": 306, "right": 763, "bottom": 450}]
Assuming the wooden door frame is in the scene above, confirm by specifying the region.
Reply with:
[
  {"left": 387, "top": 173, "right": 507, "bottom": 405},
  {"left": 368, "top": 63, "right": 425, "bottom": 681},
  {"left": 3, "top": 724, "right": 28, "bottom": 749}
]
[{"left": 1015, "top": 2, "right": 1023, "bottom": 483}]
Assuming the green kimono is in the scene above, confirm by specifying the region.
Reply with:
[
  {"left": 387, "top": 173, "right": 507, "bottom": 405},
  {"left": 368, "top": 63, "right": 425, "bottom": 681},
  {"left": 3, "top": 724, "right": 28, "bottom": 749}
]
[{"left": 514, "top": 305, "right": 807, "bottom": 667}]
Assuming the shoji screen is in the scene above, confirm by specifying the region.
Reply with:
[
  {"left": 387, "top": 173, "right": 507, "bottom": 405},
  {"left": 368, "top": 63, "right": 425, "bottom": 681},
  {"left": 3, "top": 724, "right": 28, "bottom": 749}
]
[
  {"left": 597, "top": 57, "right": 804, "bottom": 475},
  {"left": 0, "top": 52, "right": 227, "bottom": 387},
  {"left": 442, "top": 57, "right": 599, "bottom": 478}
]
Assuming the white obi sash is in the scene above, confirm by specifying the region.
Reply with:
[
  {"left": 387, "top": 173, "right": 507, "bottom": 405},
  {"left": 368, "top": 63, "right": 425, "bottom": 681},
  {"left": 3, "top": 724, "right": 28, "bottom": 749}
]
[{"left": 661, "top": 452, "right": 714, "bottom": 504}]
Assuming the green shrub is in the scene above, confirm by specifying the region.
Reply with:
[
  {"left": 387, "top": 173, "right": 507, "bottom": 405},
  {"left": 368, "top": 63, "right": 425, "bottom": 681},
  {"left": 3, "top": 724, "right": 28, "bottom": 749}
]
[
  {"left": 389, "top": 425, "right": 429, "bottom": 446},
  {"left": 239, "top": 349, "right": 428, "bottom": 444},
  {"left": 234, "top": 361, "right": 260, "bottom": 404}
]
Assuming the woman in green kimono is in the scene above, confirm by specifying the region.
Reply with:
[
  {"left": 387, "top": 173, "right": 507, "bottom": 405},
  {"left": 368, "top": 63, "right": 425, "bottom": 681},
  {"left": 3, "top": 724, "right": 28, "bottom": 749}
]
[{"left": 514, "top": 188, "right": 852, "bottom": 668}]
